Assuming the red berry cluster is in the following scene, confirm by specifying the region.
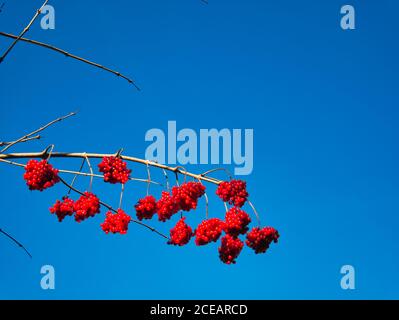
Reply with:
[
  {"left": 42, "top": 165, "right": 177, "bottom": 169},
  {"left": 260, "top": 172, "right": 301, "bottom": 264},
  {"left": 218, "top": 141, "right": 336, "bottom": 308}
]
[
  {"left": 224, "top": 207, "right": 251, "bottom": 236},
  {"left": 156, "top": 182, "right": 206, "bottom": 221},
  {"left": 216, "top": 179, "right": 248, "bottom": 207},
  {"left": 246, "top": 227, "right": 279, "bottom": 254},
  {"left": 194, "top": 218, "right": 225, "bottom": 246},
  {"left": 168, "top": 217, "right": 193, "bottom": 246},
  {"left": 156, "top": 191, "right": 180, "bottom": 222},
  {"left": 172, "top": 182, "right": 205, "bottom": 211},
  {"left": 74, "top": 192, "right": 101, "bottom": 223},
  {"left": 50, "top": 197, "right": 75, "bottom": 222},
  {"left": 101, "top": 209, "right": 131, "bottom": 234},
  {"left": 135, "top": 195, "right": 157, "bottom": 221},
  {"left": 218, "top": 234, "right": 244, "bottom": 264},
  {"left": 98, "top": 156, "right": 131, "bottom": 184},
  {"left": 23, "top": 159, "right": 60, "bottom": 191}
]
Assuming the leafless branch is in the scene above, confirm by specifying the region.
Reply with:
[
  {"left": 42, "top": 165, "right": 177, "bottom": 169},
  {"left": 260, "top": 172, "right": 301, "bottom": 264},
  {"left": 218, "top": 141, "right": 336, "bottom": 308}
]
[
  {"left": 0, "top": 31, "right": 141, "bottom": 90},
  {"left": 0, "top": 135, "right": 41, "bottom": 147},
  {"left": 0, "top": 112, "right": 76, "bottom": 154},
  {"left": 0, "top": 228, "right": 32, "bottom": 258},
  {"left": 0, "top": 0, "right": 49, "bottom": 63}
]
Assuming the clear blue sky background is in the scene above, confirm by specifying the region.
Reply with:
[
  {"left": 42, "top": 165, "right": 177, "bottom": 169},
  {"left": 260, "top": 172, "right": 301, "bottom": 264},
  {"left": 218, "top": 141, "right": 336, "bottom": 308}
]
[{"left": 0, "top": 0, "right": 398, "bottom": 299}]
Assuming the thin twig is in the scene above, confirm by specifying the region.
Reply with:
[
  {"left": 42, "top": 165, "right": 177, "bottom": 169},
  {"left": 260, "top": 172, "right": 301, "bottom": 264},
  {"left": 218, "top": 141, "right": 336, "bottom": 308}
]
[
  {"left": 0, "top": 31, "right": 141, "bottom": 90},
  {"left": 84, "top": 155, "right": 94, "bottom": 192},
  {"left": 119, "top": 183, "right": 125, "bottom": 209},
  {"left": 146, "top": 161, "right": 151, "bottom": 196},
  {"left": 247, "top": 200, "right": 261, "bottom": 226},
  {"left": 67, "top": 158, "right": 85, "bottom": 195},
  {"left": 201, "top": 167, "right": 233, "bottom": 181},
  {"left": 0, "top": 0, "right": 49, "bottom": 63},
  {"left": 0, "top": 112, "right": 76, "bottom": 154},
  {"left": 0, "top": 135, "right": 41, "bottom": 147},
  {"left": 0, "top": 228, "right": 32, "bottom": 258}
]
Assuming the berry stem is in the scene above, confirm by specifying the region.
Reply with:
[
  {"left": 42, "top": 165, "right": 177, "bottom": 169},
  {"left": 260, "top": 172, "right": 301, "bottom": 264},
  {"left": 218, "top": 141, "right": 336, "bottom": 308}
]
[{"left": 67, "top": 158, "right": 86, "bottom": 196}]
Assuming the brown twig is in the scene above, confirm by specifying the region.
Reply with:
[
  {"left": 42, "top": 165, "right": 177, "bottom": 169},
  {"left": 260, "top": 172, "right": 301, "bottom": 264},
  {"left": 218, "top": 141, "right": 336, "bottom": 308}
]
[
  {"left": 0, "top": 228, "right": 32, "bottom": 258},
  {"left": 0, "top": 135, "right": 41, "bottom": 147},
  {"left": 0, "top": 0, "right": 49, "bottom": 63},
  {"left": 0, "top": 31, "right": 141, "bottom": 90},
  {"left": 0, "top": 112, "right": 76, "bottom": 154}
]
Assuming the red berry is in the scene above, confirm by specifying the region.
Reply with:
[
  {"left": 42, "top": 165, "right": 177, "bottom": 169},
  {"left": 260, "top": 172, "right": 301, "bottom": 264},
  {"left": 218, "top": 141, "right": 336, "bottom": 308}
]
[
  {"left": 135, "top": 195, "right": 157, "bottom": 221},
  {"left": 194, "top": 218, "right": 224, "bottom": 246},
  {"left": 74, "top": 192, "right": 101, "bottom": 222},
  {"left": 168, "top": 217, "right": 193, "bottom": 246},
  {"left": 218, "top": 234, "right": 244, "bottom": 264},
  {"left": 49, "top": 197, "right": 75, "bottom": 222},
  {"left": 98, "top": 156, "right": 131, "bottom": 184},
  {"left": 224, "top": 207, "right": 251, "bottom": 236},
  {"left": 246, "top": 227, "right": 279, "bottom": 254},
  {"left": 23, "top": 159, "right": 60, "bottom": 191},
  {"left": 172, "top": 182, "right": 205, "bottom": 212},
  {"left": 216, "top": 179, "right": 248, "bottom": 207},
  {"left": 156, "top": 191, "right": 179, "bottom": 222},
  {"left": 101, "top": 209, "right": 131, "bottom": 234}
]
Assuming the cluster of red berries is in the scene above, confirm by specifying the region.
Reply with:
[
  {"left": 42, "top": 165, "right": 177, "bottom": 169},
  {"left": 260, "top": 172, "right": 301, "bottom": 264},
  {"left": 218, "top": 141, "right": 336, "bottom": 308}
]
[
  {"left": 246, "top": 227, "right": 280, "bottom": 254},
  {"left": 135, "top": 182, "right": 206, "bottom": 222},
  {"left": 21, "top": 157, "right": 279, "bottom": 264},
  {"left": 216, "top": 179, "right": 248, "bottom": 207},
  {"left": 172, "top": 182, "right": 206, "bottom": 211},
  {"left": 168, "top": 217, "right": 193, "bottom": 246},
  {"left": 49, "top": 197, "right": 75, "bottom": 222},
  {"left": 23, "top": 159, "right": 60, "bottom": 191},
  {"left": 135, "top": 195, "right": 157, "bottom": 221},
  {"left": 156, "top": 191, "right": 180, "bottom": 222},
  {"left": 218, "top": 234, "right": 244, "bottom": 264},
  {"left": 195, "top": 218, "right": 225, "bottom": 246},
  {"left": 224, "top": 207, "right": 251, "bottom": 236},
  {"left": 98, "top": 156, "right": 131, "bottom": 184},
  {"left": 74, "top": 192, "right": 101, "bottom": 222},
  {"left": 101, "top": 209, "right": 131, "bottom": 234},
  {"left": 49, "top": 192, "right": 101, "bottom": 223}
]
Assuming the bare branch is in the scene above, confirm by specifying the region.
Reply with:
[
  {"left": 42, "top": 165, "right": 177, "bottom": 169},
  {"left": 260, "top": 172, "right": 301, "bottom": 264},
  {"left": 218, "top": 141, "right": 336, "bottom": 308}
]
[
  {"left": 0, "top": 135, "right": 41, "bottom": 147},
  {"left": 0, "top": 228, "right": 32, "bottom": 258},
  {"left": 0, "top": 31, "right": 141, "bottom": 91},
  {"left": 0, "top": 112, "right": 76, "bottom": 154},
  {"left": 0, "top": 0, "right": 49, "bottom": 63}
]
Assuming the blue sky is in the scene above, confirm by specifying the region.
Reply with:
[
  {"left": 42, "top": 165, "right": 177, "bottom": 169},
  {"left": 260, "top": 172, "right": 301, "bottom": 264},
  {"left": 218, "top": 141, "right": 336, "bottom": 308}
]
[{"left": 0, "top": 0, "right": 398, "bottom": 299}]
